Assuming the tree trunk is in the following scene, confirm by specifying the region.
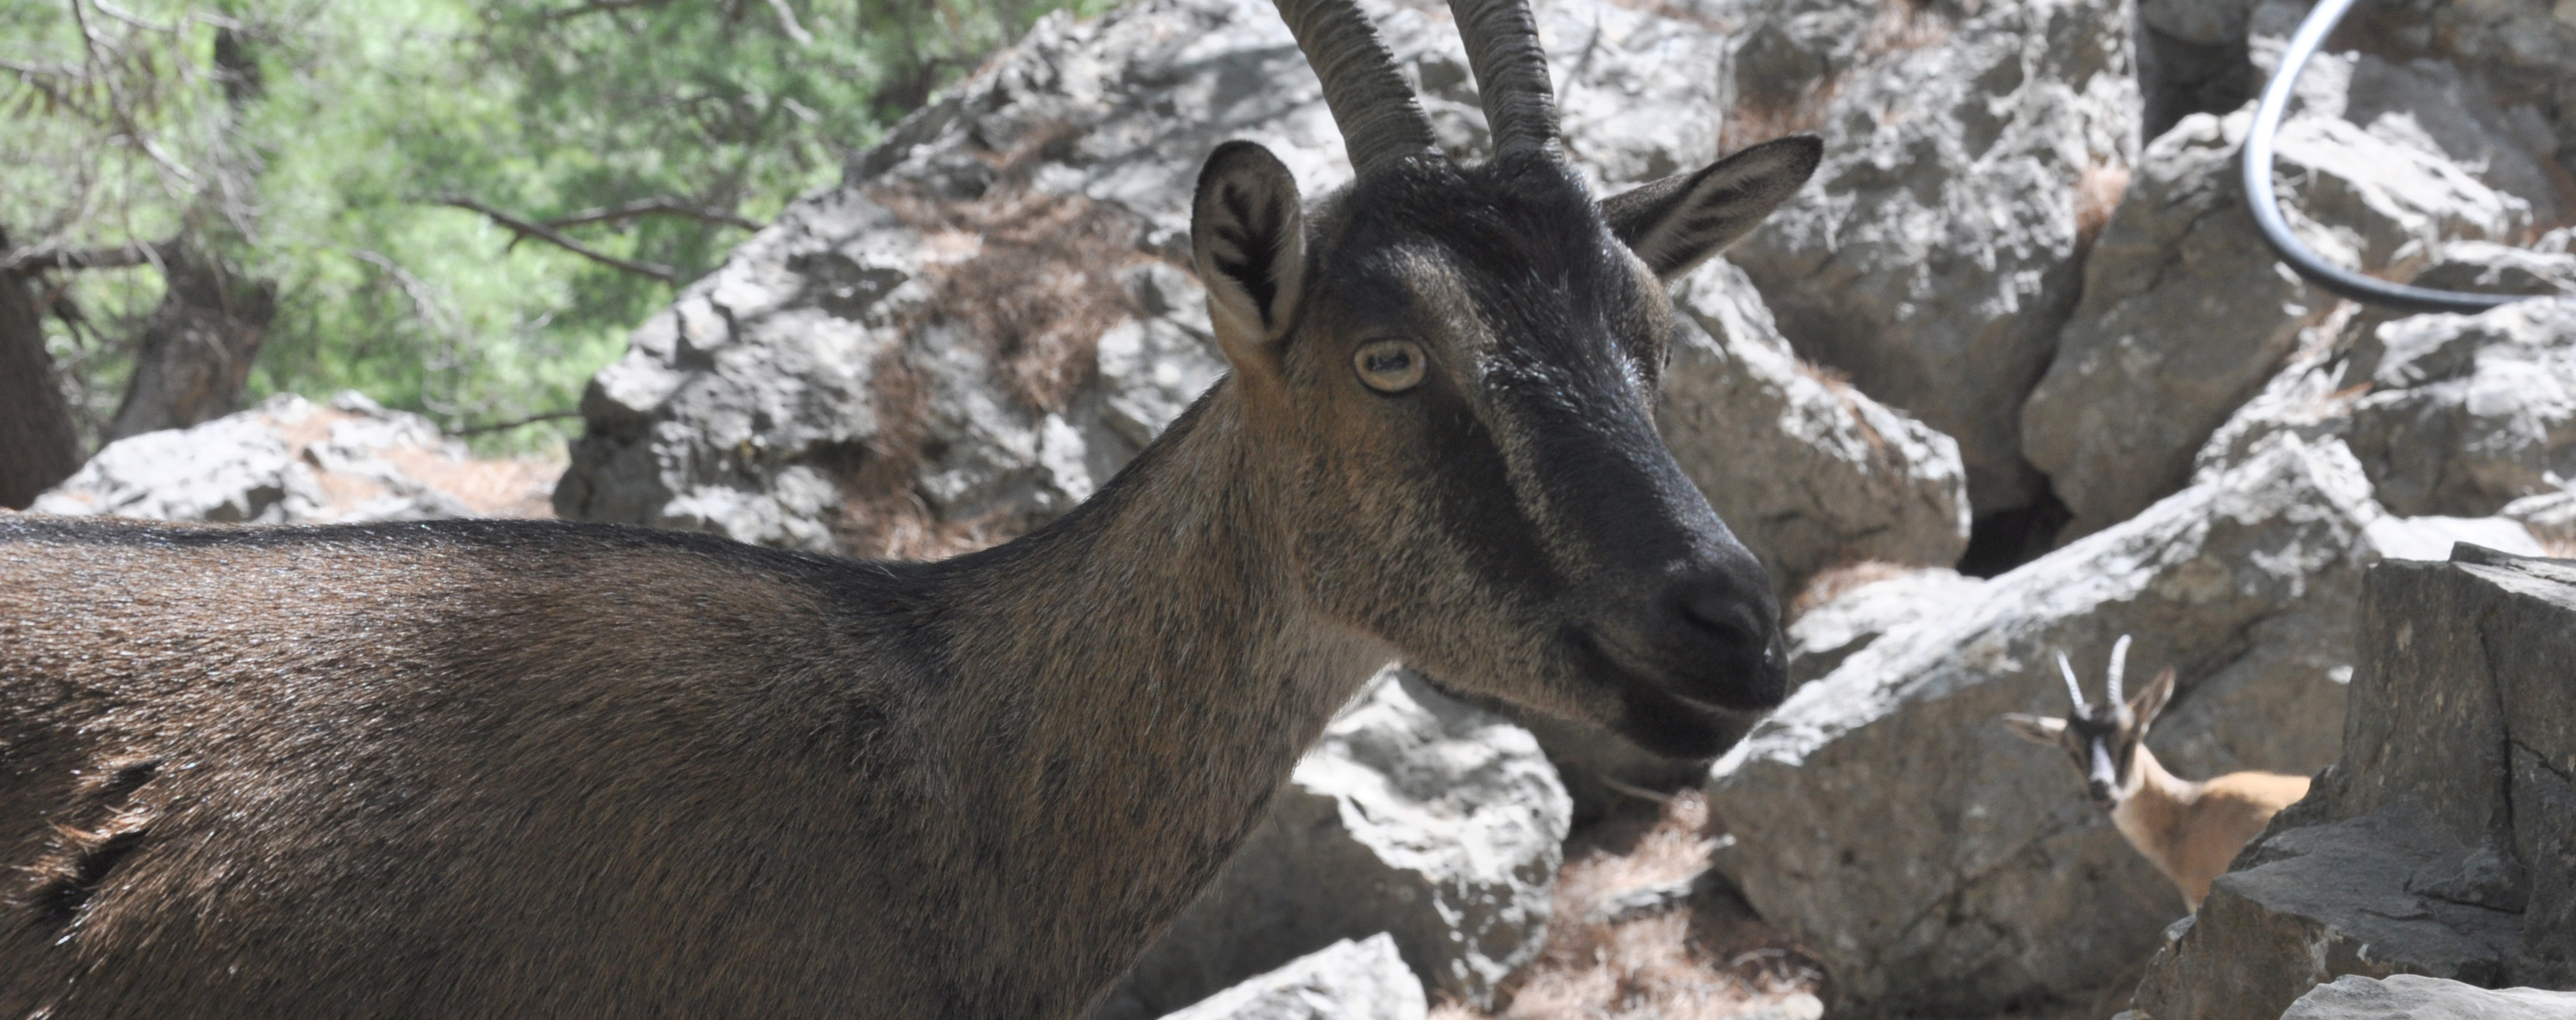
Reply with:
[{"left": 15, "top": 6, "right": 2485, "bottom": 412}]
[
  {"left": 0, "top": 234, "right": 86, "bottom": 509},
  {"left": 102, "top": 243, "right": 278, "bottom": 444}
]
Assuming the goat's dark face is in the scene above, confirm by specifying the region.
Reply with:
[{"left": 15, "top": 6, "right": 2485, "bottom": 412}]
[
  {"left": 2062, "top": 708, "right": 2139, "bottom": 809},
  {"left": 1191, "top": 138, "right": 1819, "bottom": 757}
]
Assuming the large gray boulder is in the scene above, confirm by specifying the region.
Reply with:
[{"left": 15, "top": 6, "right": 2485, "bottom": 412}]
[
  {"left": 2344, "top": 299, "right": 2576, "bottom": 518},
  {"left": 1094, "top": 669, "right": 1570, "bottom": 1019},
  {"left": 2130, "top": 545, "right": 2576, "bottom": 1018},
  {"left": 1662, "top": 261, "right": 1971, "bottom": 596},
  {"left": 1700, "top": 434, "right": 2543, "bottom": 1015},
  {"left": 1724, "top": 0, "right": 2138, "bottom": 514},
  {"left": 1152, "top": 935, "right": 1427, "bottom": 1020},
  {"left": 1782, "top": 565, "right": 1986, "bottom": 685},
  {"left": 2337, "top": 53, "right": 2567, "bottom": 229},
  {"left": 2503, "top": 482, "right": 2576, "bottom": 554},
  {"left": 2023, "top": 102, "right": 2529, "bottom": 541},
  {"left": 2253, "top": 0, "right": 2576, "bottom": 187},
  {"left": 2202, "top": 297, "right": 2576, "bottom": 525},
  {"left": 32, "top": 392, "right": 553, "bottom": 524},
  {"left": 2276, "top": 975, "right": 2576, "bottom": 1020}
]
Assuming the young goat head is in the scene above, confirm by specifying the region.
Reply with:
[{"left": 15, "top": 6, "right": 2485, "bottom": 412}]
[
  {"left": 1189, "top": 0, "right": 1816, "bottom": 755},
  {"left": 2003, "top": 635, "right": 2176, "bottom": 810}
]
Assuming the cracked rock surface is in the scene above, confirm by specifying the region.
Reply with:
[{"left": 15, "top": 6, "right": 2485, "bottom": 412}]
[
  {"left": 34, "top": 393, "right": 555, "bottom": 525},
  {"left": 1700, "top": 434, "right": 2542, "bottom": 1014},
  {"left": 1150, "top": 935, "right": 1428, "bottom": 1020},
  {"left": 2023, "top": 97, "right": 2529, "bottom": 541},
  {"left": 1723, "top": 0, "right": 2138, "bottom": 514},
  {"left": 1095, "top": 669, "right": 1567, "bottom": 1019},
  {"left": 2131, "top": 546, "right": 2576, "bottom": 1018}
]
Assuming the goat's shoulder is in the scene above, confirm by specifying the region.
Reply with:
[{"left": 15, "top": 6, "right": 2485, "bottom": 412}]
[{"left": 2199, "top": 770, "right": 2312, "bottom": 816}]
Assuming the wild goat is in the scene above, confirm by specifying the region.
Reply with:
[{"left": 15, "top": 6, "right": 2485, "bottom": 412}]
[
  {"left": 0, "top": 0, "right": 1822, "bottom": 1015},
  {"left": 2003, "top": 636, "right": 2312, "bottom": 911}
]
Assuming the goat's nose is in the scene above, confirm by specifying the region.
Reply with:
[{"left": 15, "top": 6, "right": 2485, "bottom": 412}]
[
  {"left": 1660, "top": 572, "right": 1789, "bottom": 708},
  {"left": 2088, "top": 779, "right": 2116, "bottom": 803},
  {"left": 1670, "top": 577, "right": 1766, "bottom": 652}
]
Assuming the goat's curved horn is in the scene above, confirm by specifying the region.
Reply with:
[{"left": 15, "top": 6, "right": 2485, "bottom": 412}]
[
  {"left": 2056, "top": 650, "right": 2087, "bottom": 711},
  {"left": 1273, "top": 0, "right": 1441, "bottom": 176},
  {"left": 1447, "top": 0, "right": 1559, "bottom": 157},
  {"left": 2106, "top": 634, "right": 2132, "bottom": 705}
]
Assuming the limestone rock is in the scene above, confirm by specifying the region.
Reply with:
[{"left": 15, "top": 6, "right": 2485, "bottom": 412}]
[
  {"left": 2338, "top": 54, "right": 2566, "bottom": 228},
  {"left": 1700, "top": 434, "right": 2534, "bottom": 1015},
  {"left": 2277, "top": 975, "right": 2576, "bottom": 1020},
  {"left": 2344, "top": 300, "right": 2576, "bottom": 518},
  {"left": 2253, "top": 0, "right": 2576, "bottom": 187},
  {"left": 2502, "top": 483, "right": 2576, "bottom": 553},
  {"left": 32, "top": 393, "right": 554, "bottom": 524},
  {"left": 2197, "top": 294, "right": 2576, "bottom": 529},
  {"left": 1784, "top": 565, "right": 1986, "bottom": 685},
  {"left": 1152, "top": 935, "right": 1427, "bottom": 1020},
  {"left": 2023, "top": 102, "right": 2529, "bottom": 541},
  {"left": 2136, "top": 804, "right": 2524, "bottom": 1013},
  {"left": 1661, "top": 260, "right": 1972, "bottom": 596},
  {"left": 2130, "top": 546, "right": 2576, "bottom": 1017},
  {"left": 1724, "top": 0, "right": 2138, "bottom": 513},
  {"left": 2398, "top": 238, "right": 2576, "bottom": 302},
  {"left": 1095, "top": 669, "right": 1570, "bottom": 1019}
]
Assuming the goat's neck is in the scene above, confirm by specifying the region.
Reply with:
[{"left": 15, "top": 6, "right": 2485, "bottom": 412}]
[
  {"left": 2109, "top": 745, "right": 2205, "bottom": 879},
  {"left": 920, "top": 382, "right": 1390, "bottom": 961}
]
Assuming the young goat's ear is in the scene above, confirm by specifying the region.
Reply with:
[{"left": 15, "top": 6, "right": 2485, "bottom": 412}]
[
  {"left": 1600, "top": 134, "right": 1823, "bottom": 281},
  {"left": 2000, "top": 713, "right": 2068, "bottom": 747},
  {"left": 2129, "top": 667, "right": 2177, "bottom": 732},
  {"left": 1192, "top": 141, "right": 1307, "bottom": 368}
]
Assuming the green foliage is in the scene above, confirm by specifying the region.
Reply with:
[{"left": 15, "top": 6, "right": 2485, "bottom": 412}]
[{"left": 5, "top": 0, "right": 1097, "bottom": 454}]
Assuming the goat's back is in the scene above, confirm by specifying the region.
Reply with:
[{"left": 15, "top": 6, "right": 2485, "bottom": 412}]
[{"left": 0, "top": 517, "right": 965, "bottom": 1018}]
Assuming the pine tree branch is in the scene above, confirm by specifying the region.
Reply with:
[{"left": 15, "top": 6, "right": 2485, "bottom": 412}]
[
  {"left": 454, "top": 409, "right": 582, "bottom": 436},
  {"left": 542, "top": 196, "right": 761, "bottom": 233},
  {"left": 1, "top": 238, "right": 175, "bottom": 276},
  {"left": 539, "top": 0, "right": 670, "bottom": 22},
  {"left": 437, "top": 196, "right": 679, "bottom": 284}
]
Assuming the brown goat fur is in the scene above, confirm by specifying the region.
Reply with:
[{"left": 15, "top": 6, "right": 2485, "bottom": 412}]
[
  {"left": 1, "top": 1, "right": 1823, "bottom": 1012},
  {"left": 4, "top": 433, "right": 1375, "bottom": 1016}
]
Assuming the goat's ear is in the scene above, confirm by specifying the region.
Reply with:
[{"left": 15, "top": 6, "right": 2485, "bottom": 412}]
[
  {"left": 1601, "top": 134, "right": 1822, "bottom": 281},
  {"left": 2001, "top": 714, "right": 2067, "bottom": 747},
  {"left": 1192, "top": 141, "right": 1307, "bottom": 366},
  {"left": 2129, "top": 667, "right": 2176, "bottom": 731}
]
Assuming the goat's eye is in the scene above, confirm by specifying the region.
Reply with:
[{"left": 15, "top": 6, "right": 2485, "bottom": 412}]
[{"left": 1353, "top": 339, "right": 1427, "bottom": 394}]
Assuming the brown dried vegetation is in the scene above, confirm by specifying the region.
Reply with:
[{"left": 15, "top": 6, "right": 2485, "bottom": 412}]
[
  {"left": 1435, "top": 792, "right": 1826, "bottom": 1020},
  {"left": 832, "top": 124, "right": 1165, "bottom": 560},
  {"left": 1723, "top": 0, "right": 1949, "bottom": 151},
  {"left": 2074, "top": 162, "right": 2132, "bottom": 255}
]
